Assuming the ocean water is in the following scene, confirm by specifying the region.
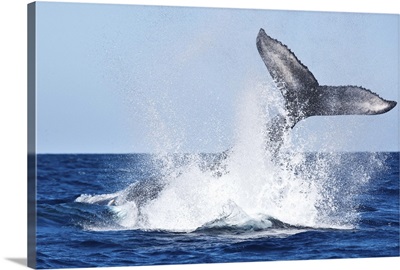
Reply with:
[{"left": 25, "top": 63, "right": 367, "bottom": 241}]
[
  {"left": 36, "top": 152, "right": 399, "bottom": 269},
  {"left": 35, "top": 81, "right": 398, "bottom": 268}
]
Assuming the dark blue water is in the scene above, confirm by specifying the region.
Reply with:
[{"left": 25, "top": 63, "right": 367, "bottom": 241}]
[{"left": 35, "top": 153, "right": 399, "bottom": 269}]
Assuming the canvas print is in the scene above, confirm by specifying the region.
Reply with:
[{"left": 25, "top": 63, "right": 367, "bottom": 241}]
[{"left": 28, "top": 2, "right": 399, "bottom": 269}]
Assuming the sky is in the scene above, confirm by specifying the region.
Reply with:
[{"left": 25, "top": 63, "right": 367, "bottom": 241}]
[{"left": 35, "top": 2, "right": 399, "bottom": 153}]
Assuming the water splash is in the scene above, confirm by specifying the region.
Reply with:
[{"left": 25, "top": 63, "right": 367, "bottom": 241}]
[{"left": 75, "top": 81, "right": 385, "bottom": 233}]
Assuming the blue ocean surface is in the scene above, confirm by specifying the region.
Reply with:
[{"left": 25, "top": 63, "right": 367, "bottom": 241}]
[{"left": 36, "top": 152, "right": 399, "bottom": 269}]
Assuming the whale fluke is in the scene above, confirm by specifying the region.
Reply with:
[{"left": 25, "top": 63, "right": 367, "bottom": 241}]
[{"left": 256, "top": 28, "right": 397, "bottom": 128}]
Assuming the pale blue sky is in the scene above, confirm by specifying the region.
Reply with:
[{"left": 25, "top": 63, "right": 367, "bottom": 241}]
[{"left": 36, "top": 2, "right": 399, "bottom": 153}]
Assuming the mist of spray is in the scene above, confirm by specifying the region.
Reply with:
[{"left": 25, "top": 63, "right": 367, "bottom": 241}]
[{"left": 77, "top": 80, "right": 385, "bottom": 233}]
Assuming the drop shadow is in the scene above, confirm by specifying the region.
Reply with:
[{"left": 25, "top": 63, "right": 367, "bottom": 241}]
[{"left": 5, "top": 258, "right": 27, "bottom": 267}]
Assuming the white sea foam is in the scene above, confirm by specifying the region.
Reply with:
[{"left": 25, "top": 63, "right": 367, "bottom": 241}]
[{"left": 77, "top": 81, "right": 384, "bottom": 233}]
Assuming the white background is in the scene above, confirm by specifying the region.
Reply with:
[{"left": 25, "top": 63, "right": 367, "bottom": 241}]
[{"left": 0, "top": 0, "right": 399, "bottom": 270}]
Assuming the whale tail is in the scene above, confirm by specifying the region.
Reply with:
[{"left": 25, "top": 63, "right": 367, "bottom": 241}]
[{"left": 256, "top": 28, "right": 397, "bottom": 128}]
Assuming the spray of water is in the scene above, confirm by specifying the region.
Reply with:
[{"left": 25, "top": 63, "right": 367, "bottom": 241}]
[{"left": 76, "top": 80, "right": 385, "bottom": 233}]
